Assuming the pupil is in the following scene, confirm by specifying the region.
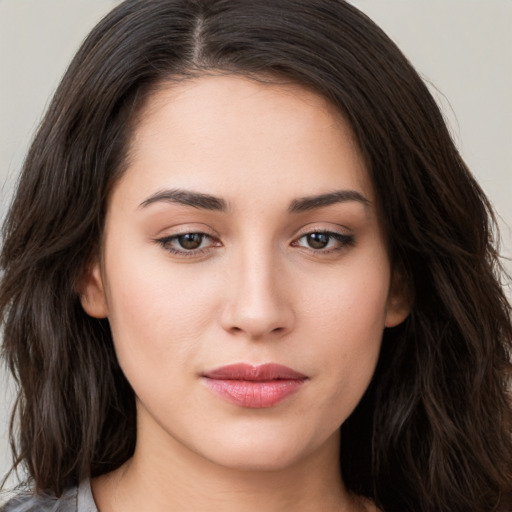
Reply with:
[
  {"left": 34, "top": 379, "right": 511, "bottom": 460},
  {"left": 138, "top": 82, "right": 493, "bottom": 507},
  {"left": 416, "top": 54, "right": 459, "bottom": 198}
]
[
  {"left": 179, "top": 233, "right": 202, "bottom": 250},
  {"left": 308, "top": 233, "right": 329, "bottom": 249}
]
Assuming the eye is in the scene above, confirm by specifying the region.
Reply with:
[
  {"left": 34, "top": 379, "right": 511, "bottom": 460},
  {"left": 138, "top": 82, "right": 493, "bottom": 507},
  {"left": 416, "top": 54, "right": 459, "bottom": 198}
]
[
  {"left": 293, "top": 231, "right": 355, "bottom": 252},
  {"left": 175, "top": 233, "right": 206, "bottom": 250},
  {"left": 156, "top": 232, "right": 219, "bottom": 255}
]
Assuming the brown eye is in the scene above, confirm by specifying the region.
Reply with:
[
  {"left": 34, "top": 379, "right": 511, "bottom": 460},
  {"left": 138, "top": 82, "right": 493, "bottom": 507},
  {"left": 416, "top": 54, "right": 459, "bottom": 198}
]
[
  {"left": 177, "top": 233, "right": 204, "bottom": 250},
  {"left": 306, "top": 233, "right": 330, "bottom": 249}
]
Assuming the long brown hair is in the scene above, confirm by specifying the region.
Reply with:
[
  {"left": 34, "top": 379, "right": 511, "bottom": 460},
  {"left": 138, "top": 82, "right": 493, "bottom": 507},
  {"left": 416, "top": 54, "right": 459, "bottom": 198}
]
[{"left": 1, "top": 1, "right": 511, "bottom": 510}]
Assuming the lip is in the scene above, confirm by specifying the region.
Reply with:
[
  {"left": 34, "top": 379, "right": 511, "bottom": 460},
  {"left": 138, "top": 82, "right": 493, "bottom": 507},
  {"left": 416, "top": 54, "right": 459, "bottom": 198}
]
[{"left": 202, "top": 363, "right": 307, "bottom": 409}]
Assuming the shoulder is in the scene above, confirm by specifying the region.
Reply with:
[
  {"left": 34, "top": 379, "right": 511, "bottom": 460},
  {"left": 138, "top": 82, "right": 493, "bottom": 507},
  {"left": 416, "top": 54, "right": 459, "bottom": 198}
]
[{"left": 1, "top": 485, "right": 78, "bottom": 512}]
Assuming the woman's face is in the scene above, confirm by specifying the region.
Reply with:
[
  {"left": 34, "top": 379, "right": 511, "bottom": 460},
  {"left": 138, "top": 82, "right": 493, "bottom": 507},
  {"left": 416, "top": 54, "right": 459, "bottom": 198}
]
[{"left": 82, "top": 76, "right": 409, "bottom": 472}]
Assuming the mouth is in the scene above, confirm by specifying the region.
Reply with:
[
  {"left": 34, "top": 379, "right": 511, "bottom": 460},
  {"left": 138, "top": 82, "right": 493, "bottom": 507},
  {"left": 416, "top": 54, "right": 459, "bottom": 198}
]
[{"left": 201, "top": 363, "right": 307, "bottom": 409}]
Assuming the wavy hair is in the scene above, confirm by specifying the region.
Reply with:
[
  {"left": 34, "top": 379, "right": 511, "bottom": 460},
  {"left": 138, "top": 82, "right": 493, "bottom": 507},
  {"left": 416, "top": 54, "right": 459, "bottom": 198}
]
[{"left": 1, "top": 1, "right": 511, "bottom": 510}]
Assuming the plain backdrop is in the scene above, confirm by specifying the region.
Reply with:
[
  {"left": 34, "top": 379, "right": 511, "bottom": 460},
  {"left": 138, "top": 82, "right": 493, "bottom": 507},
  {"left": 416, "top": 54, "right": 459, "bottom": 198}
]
[{"left": 1, "top": 0, "right": 511, "bottom": 488}]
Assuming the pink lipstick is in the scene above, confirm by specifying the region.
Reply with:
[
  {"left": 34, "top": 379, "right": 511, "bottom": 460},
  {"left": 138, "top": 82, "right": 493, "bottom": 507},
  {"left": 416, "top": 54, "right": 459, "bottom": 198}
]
[{"left": 202, "top": 363, "right": 307, "bottom": 408}]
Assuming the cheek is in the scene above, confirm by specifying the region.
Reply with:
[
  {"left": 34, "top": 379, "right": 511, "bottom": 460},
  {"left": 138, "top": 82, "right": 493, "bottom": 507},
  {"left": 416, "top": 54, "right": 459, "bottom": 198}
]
[
  {"left": 103, "top": 263, "right": 224, "bottom": 418},
  {"left": 299, "top": 258, "right": 390, "bottom": 414},
  {"left": 102, "top": 247, "right": 221, "bottom": 374},
  {"left": 302, "top": 253, "right": 390, "bottom": 345}
]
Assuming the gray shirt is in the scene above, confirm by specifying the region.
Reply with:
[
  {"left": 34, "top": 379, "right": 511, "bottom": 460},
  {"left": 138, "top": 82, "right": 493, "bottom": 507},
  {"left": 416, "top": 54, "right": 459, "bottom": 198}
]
[{"left": 2, "top": 480, "right": 97, "bottom": 512}]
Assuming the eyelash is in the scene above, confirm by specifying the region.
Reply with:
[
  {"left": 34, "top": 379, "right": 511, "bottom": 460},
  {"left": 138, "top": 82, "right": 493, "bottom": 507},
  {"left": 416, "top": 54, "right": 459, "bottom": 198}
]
[{"left": 155, "top": 230, "right": 355, "bottom": 257}]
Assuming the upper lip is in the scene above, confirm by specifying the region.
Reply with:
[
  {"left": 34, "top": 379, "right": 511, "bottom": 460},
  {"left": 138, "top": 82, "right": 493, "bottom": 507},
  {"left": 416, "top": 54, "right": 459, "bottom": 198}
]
[{"left": 203, "top": 363, "right": 307, "bottom": 381}]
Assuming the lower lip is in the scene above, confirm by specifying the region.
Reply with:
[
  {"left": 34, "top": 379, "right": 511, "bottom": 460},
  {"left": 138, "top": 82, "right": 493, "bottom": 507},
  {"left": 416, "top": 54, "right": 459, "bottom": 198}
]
[{"left": 203, "top": 378, "right": 305, "bottom": 408}]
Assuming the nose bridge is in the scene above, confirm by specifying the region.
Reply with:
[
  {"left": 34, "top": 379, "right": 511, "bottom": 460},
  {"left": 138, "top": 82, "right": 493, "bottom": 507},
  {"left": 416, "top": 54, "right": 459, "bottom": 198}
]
[{"left": 221, "top": 237, "right": 294, "bottom": 339}]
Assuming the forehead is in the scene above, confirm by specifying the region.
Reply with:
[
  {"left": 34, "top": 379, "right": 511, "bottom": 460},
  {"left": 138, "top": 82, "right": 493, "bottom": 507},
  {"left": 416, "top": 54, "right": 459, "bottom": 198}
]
[{"left": 119, "top": 75, "right": 373, "bottom": 206}]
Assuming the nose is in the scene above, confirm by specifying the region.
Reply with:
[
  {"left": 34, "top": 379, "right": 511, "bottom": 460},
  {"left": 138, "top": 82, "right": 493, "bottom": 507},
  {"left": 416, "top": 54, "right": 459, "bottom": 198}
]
[{"left": 220, "top": 248, "right": 295, "bottom": 340}]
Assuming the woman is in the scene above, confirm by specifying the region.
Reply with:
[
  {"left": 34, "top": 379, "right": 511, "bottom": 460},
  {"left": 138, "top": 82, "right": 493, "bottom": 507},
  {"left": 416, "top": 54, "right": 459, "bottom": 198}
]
[{"left": 1, "top": 0, "right": 511, "bottom": 510}]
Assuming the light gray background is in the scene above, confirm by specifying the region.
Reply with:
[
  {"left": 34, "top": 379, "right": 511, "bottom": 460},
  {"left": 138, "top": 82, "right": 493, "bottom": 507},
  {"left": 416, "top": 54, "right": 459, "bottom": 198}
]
[{"left": 1, "top": 0, "right": 511, "bottom": 487}]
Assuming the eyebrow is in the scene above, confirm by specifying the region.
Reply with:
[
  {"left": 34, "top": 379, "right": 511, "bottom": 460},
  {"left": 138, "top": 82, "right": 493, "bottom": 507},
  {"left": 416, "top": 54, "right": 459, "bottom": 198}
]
[
  {"left": 288, "top": 190, "right": 370, "bottom": 213},
  {"left": 139, "top": 189, "right": 228, "bottom": 211},
  {"left": 139, "top": 188, "right": 370, "bottom": 213}
]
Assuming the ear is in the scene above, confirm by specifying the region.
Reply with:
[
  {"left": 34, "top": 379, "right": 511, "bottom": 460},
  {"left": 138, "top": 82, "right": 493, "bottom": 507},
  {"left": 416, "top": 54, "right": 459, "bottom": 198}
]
[
  {"left": 385, "top": 267, "right": 412, "bottom": 328},
  {"left": 77, "top": 260, "right": 109, "bottom": 318}
]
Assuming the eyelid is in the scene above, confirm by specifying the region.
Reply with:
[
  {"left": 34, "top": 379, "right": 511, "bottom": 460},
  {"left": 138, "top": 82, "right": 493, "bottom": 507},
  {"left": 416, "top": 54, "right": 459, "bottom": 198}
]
[
  {"left": 152, "top": 222, "right": 218, "bottom": 238},
  {"left": 292, "top": 222, "right": 353, "bottom": 241}
]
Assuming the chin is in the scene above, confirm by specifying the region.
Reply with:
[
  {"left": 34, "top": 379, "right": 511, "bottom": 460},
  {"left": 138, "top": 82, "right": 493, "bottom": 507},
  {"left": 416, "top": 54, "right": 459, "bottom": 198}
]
[
  {"left": 194, "top": 423, "right": 336, "bottom": 473},
  {"left": 209, "top": 447, "right": 306, "bottom": 473}
]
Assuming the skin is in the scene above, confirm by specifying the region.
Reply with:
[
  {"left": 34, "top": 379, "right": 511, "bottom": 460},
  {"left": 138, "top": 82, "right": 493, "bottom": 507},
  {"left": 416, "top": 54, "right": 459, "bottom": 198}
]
[{"left": 81, "top": 75, "right": 409, "bottom": 512}]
